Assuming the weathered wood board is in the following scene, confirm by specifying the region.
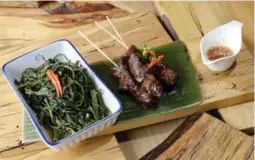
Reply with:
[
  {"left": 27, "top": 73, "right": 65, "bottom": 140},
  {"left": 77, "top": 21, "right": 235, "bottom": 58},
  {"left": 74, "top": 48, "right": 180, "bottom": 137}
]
[
  {"left": 219, "top": 101, "right": 254, "bottom": 134},
  {"left": 117, "top": 2, "right": 254, "bottom": 159},
  {"left": 0, "top": 1, "right": 41, "bottom": 8},
  {"left": 117, "top": 118, "right": 185, "bottom": 160},
  {"left": 0, "top": 10, "right": 254, "bottom": 152},
  {"left": 154, "top": 1, "right": 254, "bottom": 135},
  {"left": 154, "top": 1, "right": 254, "bottom": 54},
  {"left": 0, "top": 11, "right": 172, "bottom": 152},
  {"left": 0, "top": 135, "right": 125, "bottom": 160},
  {"left": 141, "top": 113, "right": 254, "bottom": 160},
  {"left": 153, "top": 1, "right": 202, "bottom": 40}
]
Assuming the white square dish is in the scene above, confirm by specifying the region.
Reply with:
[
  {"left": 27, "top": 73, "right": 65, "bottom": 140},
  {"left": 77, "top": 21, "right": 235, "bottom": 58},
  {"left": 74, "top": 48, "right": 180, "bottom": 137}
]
[{"left": 2, "top": 39, "right": 122, "bottom": 151}]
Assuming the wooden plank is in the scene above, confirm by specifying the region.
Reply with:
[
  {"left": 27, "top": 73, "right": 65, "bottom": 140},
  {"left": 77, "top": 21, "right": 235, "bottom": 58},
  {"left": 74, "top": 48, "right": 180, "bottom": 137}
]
[
  {"left": 154, "top": 1, "right": 254, "bottom": 136},
  {"left": 0, "top": 1, "right": 41, "bottom": 8},
  {"left": 0, "top": 8, "right": 127, "bottom": 58},
  {"left": 230, "top": 2, "right": 254, "bottom": 55},
  {"left": 117, "top": 118, "right": 185, "bottom": 160},
  {"left": 153, "top": 1, "right": 202, "bottom": 40},
  {"left": 0, "top": 11, "right": 254, "bottom": 150},
  {"left": 0, "top": 1, "right": 120, "bottom": 15},
  {"left": 0, "top": 11, "right": 172, "bottom": 151},
  {"left": 191, "top": 1, "right": 254, "bottom": 54},
  {"left": 110, "top": 1, "right": 153, "bottom": 13},
  {"left": 41, "top": 1, "right": 116, "bottom": 15},
  {"left": 0, "top": 135, "right": 125, "bottom": 160},
  {"left": 98, "top": 37, "right": 254, "bottom": 136},
  {"left": 218, "top": 101, "right": 254, "bottom": 134},
  {"left": 141, "top": 113, "right": 254, "bottom": 160}
]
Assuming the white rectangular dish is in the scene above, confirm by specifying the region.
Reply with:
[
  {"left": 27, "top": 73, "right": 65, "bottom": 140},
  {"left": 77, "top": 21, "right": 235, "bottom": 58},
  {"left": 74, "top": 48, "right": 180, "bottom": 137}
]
[{"left": 2, "top": 39, "right": 122, "bottom": 151}]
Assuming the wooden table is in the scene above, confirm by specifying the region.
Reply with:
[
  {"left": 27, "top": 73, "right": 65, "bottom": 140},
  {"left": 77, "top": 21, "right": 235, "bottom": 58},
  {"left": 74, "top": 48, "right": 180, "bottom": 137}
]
[
  {"left": 0, "top": 1, "right": 253, "bottom": 160},
  {"left": 119, "top": 1, "right": 254, "bottom": 159},
  {"left": 0, "top": 2, "right": 168, "bottom": 159}
]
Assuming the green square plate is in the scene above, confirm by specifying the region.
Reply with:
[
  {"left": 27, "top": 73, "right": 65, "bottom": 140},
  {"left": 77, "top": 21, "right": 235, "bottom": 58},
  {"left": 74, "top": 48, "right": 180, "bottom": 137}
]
[
  {"left": 22, "top": 40, "right": 202, "bottom": 142},
  {"left": 91, "top": 40, "right": 202, "bottom": 122}
]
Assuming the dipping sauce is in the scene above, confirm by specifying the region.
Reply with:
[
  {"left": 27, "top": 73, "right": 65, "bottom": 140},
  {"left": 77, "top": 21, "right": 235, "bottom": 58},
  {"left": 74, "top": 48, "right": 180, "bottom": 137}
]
[{"left": 207, "top": 46, "right": 233, "bottom": 61}]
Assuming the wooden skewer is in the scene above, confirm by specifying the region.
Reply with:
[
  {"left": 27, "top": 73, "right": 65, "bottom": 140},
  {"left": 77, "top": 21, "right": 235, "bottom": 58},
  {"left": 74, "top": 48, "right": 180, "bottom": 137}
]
[
  {"left": 94, "top": 22, "right": 128, "bottom": 49},
  {"left": 78, "top": 31, "right": 118, "bottom": 67},
  {"left": 106, "top": 16, "right": 126, "bottom": 45}
]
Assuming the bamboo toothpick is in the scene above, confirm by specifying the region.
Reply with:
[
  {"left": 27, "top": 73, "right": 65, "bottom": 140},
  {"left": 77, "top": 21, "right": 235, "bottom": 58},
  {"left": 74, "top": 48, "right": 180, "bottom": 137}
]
[
  {"left": 94, "top": 22, "right": 128, "bottom": 49},
  {"left": 106, "top": 16, "right": 126, "bottom": 44},
  {"left": 78, "top": 31, "right": 118, "bottom": 67}
]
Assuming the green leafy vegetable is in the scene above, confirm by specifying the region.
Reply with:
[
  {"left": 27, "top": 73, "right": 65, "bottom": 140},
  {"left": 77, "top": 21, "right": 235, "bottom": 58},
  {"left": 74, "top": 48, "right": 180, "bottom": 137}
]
[
  {"left": 139, "top": 44, "right": 151, "bottom": 56},
  {"left": 16, "top": 54, "right": 110, "bottom": 142}
]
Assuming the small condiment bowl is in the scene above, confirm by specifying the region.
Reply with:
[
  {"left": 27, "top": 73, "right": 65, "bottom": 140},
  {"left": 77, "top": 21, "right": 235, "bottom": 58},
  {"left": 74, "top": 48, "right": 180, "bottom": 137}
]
[{"left": 200, "top": 21, "right": 243, "bottom": 72}]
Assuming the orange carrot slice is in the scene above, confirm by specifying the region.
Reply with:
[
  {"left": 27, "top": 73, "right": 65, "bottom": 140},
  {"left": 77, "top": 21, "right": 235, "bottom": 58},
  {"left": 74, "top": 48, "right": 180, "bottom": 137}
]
[
  {"left": 46, "top": 70, "right": 62, "bottom": 97},
  {"left": 147, "top": 55, "right": 164, "bottom": 69},
  {"left": 51, "top": 71, "right": 63, "bottom": 97}
]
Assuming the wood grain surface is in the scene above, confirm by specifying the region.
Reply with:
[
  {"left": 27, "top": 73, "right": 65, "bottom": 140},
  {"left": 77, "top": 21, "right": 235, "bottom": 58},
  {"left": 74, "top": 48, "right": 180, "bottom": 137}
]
[
  {"left": 0, "top": 1, "right": 41, "bottom": 8},
  {"left": 0, "top": 135, "right": 125, "bottom": 160},
  {"left": 141, "top": 113, "right": 254, "bottom": 160},
  {"left": 154, "top": 1, "right": 254, "bottom": 135},
  {"left": 0, "top": 2, "right": 254, "bottom": 159},
  {"left": 117, "top": 118, "right": 185, "bottom": 160},
  {"left": 219, "top": 101, "right": 254, "bottom": 134},
  {"left": 153, "top": 1, "right": 202, "bottom": 40},
  {"left": 0, "top": 11, "right": 172, "bottom": 152},
  {"left": 154, "top": 1, "right": 254, "bottom": 53},
  {"left": 117, "top": 2, "right": 254, "bottom": 159},
  {"left": 0, "top": 10, "right": 254, "bottom": 151},
  {"left": 42, "top": 1, "right": 115, "bottom": 14}
]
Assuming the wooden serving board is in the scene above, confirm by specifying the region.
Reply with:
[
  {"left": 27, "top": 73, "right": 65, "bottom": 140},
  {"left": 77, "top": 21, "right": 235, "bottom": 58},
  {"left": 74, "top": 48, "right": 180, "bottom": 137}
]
[
  {"left": 141, "top": 113, "right": 254, "bottom": 160},
  {"left": 218, "top": 101, "right": 254, "bottom": 134},
  {"left": 0, "top": 135, "right": 125, "bottom": 160},
  {"left": 154, "top": 1, "right": 254, "bottom": 134},
  {"left": 0, "top": 11, "right": 254, "bottom": 150},
  {"left": 0, "top": 11, "right": 172, "bottom": 152},
  {"left": 0, "top": 1, "right": 41, "bottom": 8}
]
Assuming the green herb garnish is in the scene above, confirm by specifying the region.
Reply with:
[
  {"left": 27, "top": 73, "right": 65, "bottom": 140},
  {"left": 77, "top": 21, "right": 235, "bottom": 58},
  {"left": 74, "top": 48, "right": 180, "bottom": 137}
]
[
  {"left": 139, "top": 44, "right": 151, "bottom": 56},
  {"left": 16, "top": 54, "right": 110, "bottom": 142}
]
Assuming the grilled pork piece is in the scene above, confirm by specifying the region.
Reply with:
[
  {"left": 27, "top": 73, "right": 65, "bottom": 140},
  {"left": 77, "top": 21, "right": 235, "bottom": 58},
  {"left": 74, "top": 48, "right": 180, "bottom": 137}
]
[
  {"left": 160, "top": 65, "right": 178, "bottom": 86},
  {"left": 112, "top": 55, "right": 158, "bottom": 106},
  {"left": 141, "top": 74, "right": 163, "bottom": 97},
  {"left": 135, "top": 87, "right": 158, "bottom": 106},
  {"left": 112, "top": 45, "right": 179, "bottom": 107},
  {"left": 128, "top": 54, "right": 147, "bottom": 82},
  {"left": 125, "top": 45, "right": 140, "bottom": 56},
  {"left": 150, "top": 64, "right": 179, "bottom": 88},
  {"left": 112, "top": 57, "right": 138, "bottom": 92}
]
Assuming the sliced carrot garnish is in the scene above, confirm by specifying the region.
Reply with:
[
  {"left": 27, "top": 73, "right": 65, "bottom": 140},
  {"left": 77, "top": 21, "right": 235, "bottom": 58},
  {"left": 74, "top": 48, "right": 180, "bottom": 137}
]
[
  {"left": 51, "top": 71, "right": 63, "bottom": 97},
  {"left": 46, "top": 70, "right": 62, "bottom": 98},
  {"left": 147, "top": 55, "right": 164, "bottom": 69}
]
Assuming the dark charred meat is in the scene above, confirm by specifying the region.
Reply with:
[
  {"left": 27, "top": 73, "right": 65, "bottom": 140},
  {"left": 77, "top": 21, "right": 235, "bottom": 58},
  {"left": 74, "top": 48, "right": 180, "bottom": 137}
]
[
  {"left": 128, "top": 54, "right": 147, "bottom": 82},
  {"left": 158, "top": 65, "right": 178, "bottom": 87},
  {"left": 125, "top": 45, "right": 140, "bottom": 56},
  {"left": 112, "top": 45, "right": 179, "bottom": 107},
  {"left": 135, "top": 88, "right": 158, "bottom": 106},
  {"left": 150, "top": 64, "right": 179, "bottom": 88},
  {"left": 112, "top": 57, "right": 138, "bottom": 92},
  {"left": 141, "top": 74, "right": 163, "bottom": 97}
]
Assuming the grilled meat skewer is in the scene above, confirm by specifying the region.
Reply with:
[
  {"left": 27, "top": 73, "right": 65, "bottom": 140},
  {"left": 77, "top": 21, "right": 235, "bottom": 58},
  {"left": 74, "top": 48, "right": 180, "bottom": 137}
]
[
  {"left": 150, "top": 64, "right": 179, "bottom": 88},
  {"left": 112, "top": 56, "right": 158, "bottom": 106},
  {"left": 112, "top": 45, "right": 178, "bottom": 107},
  {"left": 128, "top": 53, "right": 147, "bottom": 83},
  {"left": 141, "top": 74, "right": 163, "bottom": 97},
  {"left": 112, "top": 56, "right": 138, "bottom": 92}
]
